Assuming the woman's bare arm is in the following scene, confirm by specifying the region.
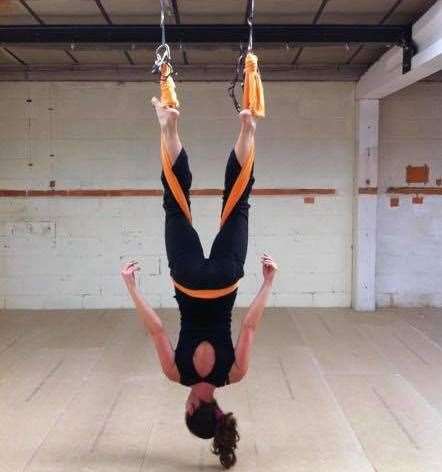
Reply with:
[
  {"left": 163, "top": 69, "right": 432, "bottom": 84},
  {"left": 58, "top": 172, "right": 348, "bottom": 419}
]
[
  {"left": 121, "top": 261, "right": 179, "bottom": 382},
  {"left": 229, "top": 254, "right": 278, "bottom": 383}
]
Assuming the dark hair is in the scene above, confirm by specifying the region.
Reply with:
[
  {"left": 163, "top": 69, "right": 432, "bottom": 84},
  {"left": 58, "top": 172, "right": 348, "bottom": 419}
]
[{"left": 185, "top": 399, "right": 240, "bottom": 469}]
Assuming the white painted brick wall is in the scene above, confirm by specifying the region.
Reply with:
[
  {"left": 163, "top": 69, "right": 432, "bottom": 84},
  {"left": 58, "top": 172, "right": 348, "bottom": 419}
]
[
  {"left": 0, "top": 81, "right": 354, "bottom": 309},
  {"left": 377, "top": 82, "right": 442, "bottom": 307}
]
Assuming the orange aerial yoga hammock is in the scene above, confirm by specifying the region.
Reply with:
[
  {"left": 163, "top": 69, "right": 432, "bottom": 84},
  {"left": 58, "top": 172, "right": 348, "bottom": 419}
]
[
  {"left": 159, "top": 54, "right": 265, "bottom": 299},
  {"left": 159, "top": 63, "right": 191, "bottom": 223},
  {"left": 242, "top": 53, "right": 265, "bottom": 119}
]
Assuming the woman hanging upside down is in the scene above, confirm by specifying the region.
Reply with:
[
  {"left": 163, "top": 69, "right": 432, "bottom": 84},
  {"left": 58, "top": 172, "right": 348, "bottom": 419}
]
[{"left": 121, "top": 95, "right": 277, "bottom": 469}]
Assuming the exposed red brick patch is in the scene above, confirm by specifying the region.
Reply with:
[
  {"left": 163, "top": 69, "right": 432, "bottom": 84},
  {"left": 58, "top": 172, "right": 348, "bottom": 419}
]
[
  {"left": 304, "top": 196, "right": 315, "bottom": 204},
  {"left": 406, "top": 165, "right": 429, "bottom": 184},
  {"left": 412, "top": 196, "right": 424, "bottom": 204},
  {"left": 390, "top": 197, "right": 399, "bottom": 207}
]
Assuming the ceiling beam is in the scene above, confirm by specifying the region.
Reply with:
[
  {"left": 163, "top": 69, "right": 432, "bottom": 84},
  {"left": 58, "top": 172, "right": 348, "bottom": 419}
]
[
  {"left": 2, "top": 47, "right": 27, "bottom": 65},
  {"left": 409, "top": 0, "right": 438, "bottom": 23},
  {"left": 169, "top": 1, "right": 189, "bottom": 65},
  {"left": 291, "top": 48, "right": 303, "bottom": 65},
  {"left": 292, "top": 0, "right": 330, "bottom": 64},
  {"left": 312, "top": 0, "right": 330, "bottom": 24},
  {"left": 357, "top": 1, "right": 442, "bottom": 98},
  {"left": 94, "top": 0, "right": 113, "bottom": 25},
  {"left": 18, "top": 0, "right": 45, "bottom": 25},
  {"left": 379, "top": 0, "right": 404, "bottom": 24},
  {"left": 347, "top": 0, "right": 404, "bottom": 64},
  {"left": 123, "top": 50, "right": 134, "bottom": 64},
  {"left": 0, "top": 64, "right": 367, "bottom": 82},
  {"left": 0, "top": 24, "right": 410, "bottom": 45},
  {"left": 94, "top": 1, "right": 139, "bottom": 67},
  {"left": 170, "top": 0, "right": 181, "bottom": 25},
  {"left": 64, "top": 50, "right": 79, "bottom": 64}
]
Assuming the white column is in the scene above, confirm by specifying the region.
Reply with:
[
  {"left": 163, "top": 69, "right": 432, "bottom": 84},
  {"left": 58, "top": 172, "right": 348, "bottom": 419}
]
[{"left": 352, "top": 99, "right": 379, "bottom": 311}]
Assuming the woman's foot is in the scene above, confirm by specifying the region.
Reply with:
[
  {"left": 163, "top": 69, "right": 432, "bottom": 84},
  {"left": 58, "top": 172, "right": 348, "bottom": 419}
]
[
  {"left": 152, "top": 96, "right": 183, "bottom": 164},
  {"left": 239, "top": 108, "right": 256, "bottom": 134},
  {"left": 151, "top": 96, "right": 180, "bottom": 132}
]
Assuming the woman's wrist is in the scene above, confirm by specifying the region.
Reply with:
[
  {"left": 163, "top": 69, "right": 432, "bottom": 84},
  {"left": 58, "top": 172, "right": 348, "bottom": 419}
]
[
  {"left": 262, "top": 279, "right": 273, "bottom": 289},
  {"left": 127, "top": 284, "right": 139, "bottom": 297}
]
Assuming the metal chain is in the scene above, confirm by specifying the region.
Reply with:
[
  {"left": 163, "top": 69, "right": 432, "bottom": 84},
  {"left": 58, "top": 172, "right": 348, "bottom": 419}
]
[
  {"left": 247, "top": 0, "right": 255, "bottom": 52},
  {"left": 228, "top": 45, "right": 246, "bottom": 113},
  {"left": 160, "top": 0, "right": 166, "bottom": 46},
  {"left": 152, "top": 0, "right": 175, "bottom": 79},
  {"left": 228, "top": 0, "right": 255, "bottom": 112}
]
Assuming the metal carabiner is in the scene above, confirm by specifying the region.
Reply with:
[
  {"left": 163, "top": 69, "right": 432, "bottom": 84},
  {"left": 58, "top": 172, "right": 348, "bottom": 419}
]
[
  {"left": 152, "top": 43, "right": 174, "bottom": 78},
  {"left": 152, "top": 0, "right": 175, "bottom": 78}
]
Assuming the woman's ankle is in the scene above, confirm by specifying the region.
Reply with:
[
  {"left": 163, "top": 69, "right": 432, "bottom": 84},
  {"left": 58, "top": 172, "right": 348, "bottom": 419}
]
[{"left": 161, "top": 122, "right": 178, "bottom": 137}]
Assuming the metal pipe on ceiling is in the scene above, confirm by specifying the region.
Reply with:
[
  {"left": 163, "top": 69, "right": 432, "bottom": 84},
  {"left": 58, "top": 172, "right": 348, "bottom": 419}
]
[
  {"left": 1, "top": 42, "right": 390, "bottom": 51},
  {"left": 0, "top": 24, "right": 410, "bottom": 46}
]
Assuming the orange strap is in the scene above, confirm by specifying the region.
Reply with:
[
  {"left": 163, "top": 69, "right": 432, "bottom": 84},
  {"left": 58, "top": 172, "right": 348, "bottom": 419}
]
[
  {"left": 158, "top": 63, "right": 192, "bottom": 224},
  {"left": 161, "top": 128, "right": 254, "bottom": 300},
  {"left": 162, "top": 140, "right": 254, "bottom": 230},
  {"left": 173, "top": 279, "right": 240, "bottom": 299},
  {"left": 219, "top": 53, "right": 262, "bottom": 226},
  {"left": 243, "top": 53, "right": 265, "bottom": 118},
  {"left": 158, "top": 58, "right": 259, "bottom": 299},
  {"left": 220, "top": 143, "right": 255, "bottom": 227},
  {"left": 169, "top": 145, "right": 253, "bottom": 299},
  {"left": 161, "top": 134, "right": 192, "bottom": 224},
  {"left": 160, "top": 63, "right": 179, "bottom": 108}
]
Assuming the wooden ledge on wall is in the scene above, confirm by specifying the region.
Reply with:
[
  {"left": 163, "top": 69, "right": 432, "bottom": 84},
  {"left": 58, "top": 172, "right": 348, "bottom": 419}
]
[
  {"left": 0, "top": 188, "right": 337, "bottom": 198},
  {"left": 387, "top": 187, "right": 442, "bottom": 195},
  {"left": 358, "top": 187, "right": 378, "bottom": 195}
]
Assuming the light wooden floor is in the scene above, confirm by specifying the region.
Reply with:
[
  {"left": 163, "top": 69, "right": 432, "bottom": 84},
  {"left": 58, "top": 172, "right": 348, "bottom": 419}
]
[{"left": 2, "top": 307, "right": 442, "bottom": 471}]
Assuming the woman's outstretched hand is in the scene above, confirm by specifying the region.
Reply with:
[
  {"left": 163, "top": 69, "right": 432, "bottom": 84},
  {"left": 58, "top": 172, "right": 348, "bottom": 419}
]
[
  {"left": 121, "top": 260, "right": 141, "bottom": 291},
  {"left": 261, "top": 253, "right": 278, "bottom": 285}
]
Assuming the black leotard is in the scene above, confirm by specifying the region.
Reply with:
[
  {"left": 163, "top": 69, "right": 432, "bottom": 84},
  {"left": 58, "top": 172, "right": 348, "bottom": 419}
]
[
  {"left": 161, "top": 148, "right": 254, "bottom": 388},
  {"left": 174, "top": 289, "right": 237, "bottom": 387}
]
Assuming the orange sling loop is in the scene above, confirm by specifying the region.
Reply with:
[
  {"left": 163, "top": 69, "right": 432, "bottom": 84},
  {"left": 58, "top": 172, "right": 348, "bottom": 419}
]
[
  {"left": 160, "top": 135, "right": 192, "bottom": 225},
  {"left": 173, "top": 280, "right": 240, "bottom": 300},
  {"left": 159, "top": 56, "right": 265, "bottom": 299},
  {"left": 242, "top": 53, "right": 265, "bottom": 118},
  {"left": 220, "top": 53, "right": 264, "bottom": 228},
  {"left": 159, "top": 64, "right": 192, "bottom": 224},
  {"left": 220, "top": 142, "right": 255, "bottom": 228}
]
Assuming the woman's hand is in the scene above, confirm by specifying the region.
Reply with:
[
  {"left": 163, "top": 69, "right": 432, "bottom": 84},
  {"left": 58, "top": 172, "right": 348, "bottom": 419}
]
[
  {"left": 121, "top": 260, "right": 140, "bottom": 292},
  {"left": 261, "top": 253, "right": 278, "bottom": 285}
]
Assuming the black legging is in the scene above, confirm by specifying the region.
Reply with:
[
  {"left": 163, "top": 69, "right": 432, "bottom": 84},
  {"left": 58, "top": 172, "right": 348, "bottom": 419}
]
[{"left": 161, "top": 147, "right": 255, "bottom": 291}]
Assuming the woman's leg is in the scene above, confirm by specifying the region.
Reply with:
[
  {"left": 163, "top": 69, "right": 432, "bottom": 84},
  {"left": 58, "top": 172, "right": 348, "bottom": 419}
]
[
  {"left": 152, "top": 97, "right": 205, "bottom": 281},
  {"left": 234, "top": 109, "right": 256, "bottom": 166},
  {"left": 208, "top": 110, "right": 256, "bottom": 275}
]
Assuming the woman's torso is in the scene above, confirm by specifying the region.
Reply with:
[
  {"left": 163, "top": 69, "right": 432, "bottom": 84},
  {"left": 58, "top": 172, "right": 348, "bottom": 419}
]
[
  {"left": 174, "top": 281, "right": 237, "bottom": 387},
  {"left": 171, "top": 257, "right": 241, "bottom": 387}
]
